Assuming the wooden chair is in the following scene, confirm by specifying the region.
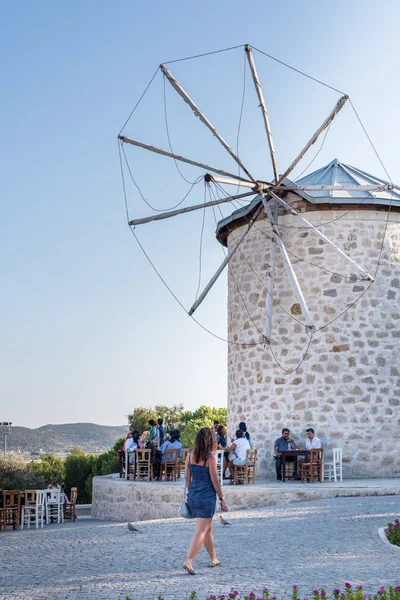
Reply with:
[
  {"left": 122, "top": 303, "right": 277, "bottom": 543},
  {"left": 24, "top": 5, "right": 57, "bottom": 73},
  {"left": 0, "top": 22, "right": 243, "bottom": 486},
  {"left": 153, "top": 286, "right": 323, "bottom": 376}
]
[
  {"left": 178, "top": 448, "right": 191, "bottom": 479},
  {"left": 63, "top": 487, "right": 78, "bottom": 521},
  {"left": 301, "top": 448, "right": 324, "bottom": 483},
  {"left": 323, "top": 448, "right": 343, "bottom": 482},
  {"left": 233, "top": 449, "right": 258, "bottom": 484},
  {"left": 21, "top": 490, "right": 45, "bottom": 529},
  {"left": 135, "top": 448, "right": 153, "bottom": 481},
  {"left": 126, "top": 449, "right": 137, "bottom": 480},
  {"left": 2, "top": 490, "right": 22, "bottom": 531},
  {"left": 160, "top": 448, "right": 180, "bottom": 481}
]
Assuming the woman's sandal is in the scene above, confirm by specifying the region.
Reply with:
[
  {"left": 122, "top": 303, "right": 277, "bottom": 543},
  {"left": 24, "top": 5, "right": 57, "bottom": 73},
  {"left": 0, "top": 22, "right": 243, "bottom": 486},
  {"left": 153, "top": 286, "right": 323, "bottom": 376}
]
[
  {"left": 183, "top": 561, "right": 196, "bottom": 575},
  {"left": 209, "top": 559, "right": 221, "bottom": 567}
]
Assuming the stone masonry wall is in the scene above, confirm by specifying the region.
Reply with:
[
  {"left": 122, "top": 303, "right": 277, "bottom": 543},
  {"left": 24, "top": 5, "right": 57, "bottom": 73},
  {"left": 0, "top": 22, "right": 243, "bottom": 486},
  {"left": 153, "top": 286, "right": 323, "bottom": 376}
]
[{"left": 226, "top": 204, "right": 400, "bottom": 478}]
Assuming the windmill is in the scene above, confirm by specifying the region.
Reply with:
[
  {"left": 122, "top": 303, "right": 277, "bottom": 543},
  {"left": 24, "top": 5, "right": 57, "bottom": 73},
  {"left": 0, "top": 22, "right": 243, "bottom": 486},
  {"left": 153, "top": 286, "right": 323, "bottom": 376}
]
[{"left": 118, "top": 45, "right": 393, "bottom": 344}]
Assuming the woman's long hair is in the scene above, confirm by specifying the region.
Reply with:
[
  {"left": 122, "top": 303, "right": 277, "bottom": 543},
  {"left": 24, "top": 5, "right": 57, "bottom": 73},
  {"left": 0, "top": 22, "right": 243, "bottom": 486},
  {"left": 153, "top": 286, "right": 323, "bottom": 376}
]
[
  {"left": 239, "top": 421, "right": 251, "bottom": 443},
  {"left": 193, "top": 427, "right": 217, "bottom": 463}
]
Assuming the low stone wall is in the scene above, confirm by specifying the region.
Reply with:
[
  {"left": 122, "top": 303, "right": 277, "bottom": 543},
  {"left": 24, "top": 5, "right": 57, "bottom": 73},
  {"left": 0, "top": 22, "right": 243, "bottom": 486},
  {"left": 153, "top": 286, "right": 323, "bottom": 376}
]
[
  {"left": 92, "top": 474, "right": 400, "bottom": 522},
  {"left": 92, "top": 476, "right": 184, "bottom": 521}
]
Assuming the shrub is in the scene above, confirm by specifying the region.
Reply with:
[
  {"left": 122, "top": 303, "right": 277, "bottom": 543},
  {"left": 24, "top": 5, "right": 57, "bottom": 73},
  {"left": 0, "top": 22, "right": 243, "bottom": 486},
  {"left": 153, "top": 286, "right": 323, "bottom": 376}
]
[
  {"left": 0, "top": 469, "right": 46, "bottom": 491},
  {"left": 386, "top": 519, "right": 400, "bottom": 546},
  {"left": 0, "top": 454, "right": 47, "bottom": 491}
]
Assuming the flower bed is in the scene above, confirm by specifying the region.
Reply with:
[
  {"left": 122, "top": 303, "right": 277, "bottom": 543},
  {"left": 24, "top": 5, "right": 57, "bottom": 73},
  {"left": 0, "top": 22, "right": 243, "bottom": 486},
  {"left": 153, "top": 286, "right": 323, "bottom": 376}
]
[
  {"left": 127, "top": 584, "right": 400, "bottom": 600},
  {"left": 386, "top": 519, "right": 400, "bottom": 547}
]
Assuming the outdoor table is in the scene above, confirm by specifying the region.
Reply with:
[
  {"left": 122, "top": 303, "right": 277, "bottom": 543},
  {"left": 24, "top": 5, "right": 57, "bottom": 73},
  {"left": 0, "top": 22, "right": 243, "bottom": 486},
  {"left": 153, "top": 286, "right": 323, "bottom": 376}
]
[{"left": 281, "top": 449, "right": 311, "bottom": 482}]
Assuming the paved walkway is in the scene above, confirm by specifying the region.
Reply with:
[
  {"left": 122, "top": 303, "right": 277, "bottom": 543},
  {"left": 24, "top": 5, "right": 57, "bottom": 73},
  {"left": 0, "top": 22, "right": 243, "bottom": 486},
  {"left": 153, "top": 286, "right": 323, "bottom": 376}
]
[{"left": 1, "top": 496, "right": 399, "bottom": 600}]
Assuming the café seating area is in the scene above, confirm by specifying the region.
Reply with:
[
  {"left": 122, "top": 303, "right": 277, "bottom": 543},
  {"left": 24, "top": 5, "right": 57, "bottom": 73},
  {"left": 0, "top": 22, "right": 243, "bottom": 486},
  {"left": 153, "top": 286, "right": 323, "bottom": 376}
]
[
  {"left": 120, "top": 447, "right": 259, "bottom": 486},
  {"left": 280, "top": 447, "right": 343, "bottom": 483},
  {"left": 0, "top": 487, "right": 78, "bottom": 532}
]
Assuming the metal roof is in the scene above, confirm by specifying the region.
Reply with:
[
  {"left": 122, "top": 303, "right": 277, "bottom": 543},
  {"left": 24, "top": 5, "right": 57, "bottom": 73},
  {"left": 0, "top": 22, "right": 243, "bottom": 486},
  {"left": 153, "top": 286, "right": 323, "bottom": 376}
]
[
  {"left": 216, "top": 159, "right": 400, "bottom": 244},
  {"left": 293, "top": 158, "right": 400, "bottom": 204}
]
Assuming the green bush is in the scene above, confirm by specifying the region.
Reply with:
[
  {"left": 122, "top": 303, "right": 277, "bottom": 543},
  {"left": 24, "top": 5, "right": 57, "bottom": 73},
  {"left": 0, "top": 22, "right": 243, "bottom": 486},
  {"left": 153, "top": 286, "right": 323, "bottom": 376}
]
[
  {"left": 0, "top": 454, "right": 47, "bottom": 491},
  {"left": 64, "top": 447, "right": 97, "bottom": 504},
  {"left": 0, "top": 469, "right": 47, "bottom": 491},
  {"left": 386, "top": 519, "right": 400, "bottom": 546}
]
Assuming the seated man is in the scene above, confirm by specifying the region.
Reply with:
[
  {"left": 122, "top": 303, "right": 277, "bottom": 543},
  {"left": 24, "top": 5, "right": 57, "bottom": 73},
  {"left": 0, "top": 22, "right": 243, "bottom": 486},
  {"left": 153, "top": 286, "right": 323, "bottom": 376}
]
[
  {"left": 305, "top": 428, "right": 322, "bottom": 449},
  {"left": 160, "top": 429, "right": 183, "bottom": 464},
  {"left": 274, "top": 428, "right": 297, "bottom": 482}
]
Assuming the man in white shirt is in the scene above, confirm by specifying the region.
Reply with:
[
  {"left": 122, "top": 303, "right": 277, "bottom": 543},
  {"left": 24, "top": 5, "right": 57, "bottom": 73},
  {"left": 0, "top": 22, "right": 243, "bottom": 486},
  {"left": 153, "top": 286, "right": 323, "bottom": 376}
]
[{"left": 305, "top": 428, "right": 322, "bottom": 449}]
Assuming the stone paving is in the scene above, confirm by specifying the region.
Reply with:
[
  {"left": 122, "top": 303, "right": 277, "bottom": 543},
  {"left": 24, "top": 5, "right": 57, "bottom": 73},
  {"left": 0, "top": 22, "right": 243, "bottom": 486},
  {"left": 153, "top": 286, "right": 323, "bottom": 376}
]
[{"left": 0, "top": 495, "right": 399, "bottom": 600}]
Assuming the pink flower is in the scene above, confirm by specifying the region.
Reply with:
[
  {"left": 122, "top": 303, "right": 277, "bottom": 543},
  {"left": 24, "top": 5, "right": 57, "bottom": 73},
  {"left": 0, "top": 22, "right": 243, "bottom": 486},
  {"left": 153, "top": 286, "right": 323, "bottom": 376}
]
[
  {"left": 333, "top": 591, "right": 340, "bottom": 596},
  {"left": 345, "top": 584, "right": 352, "bottom": 589}
]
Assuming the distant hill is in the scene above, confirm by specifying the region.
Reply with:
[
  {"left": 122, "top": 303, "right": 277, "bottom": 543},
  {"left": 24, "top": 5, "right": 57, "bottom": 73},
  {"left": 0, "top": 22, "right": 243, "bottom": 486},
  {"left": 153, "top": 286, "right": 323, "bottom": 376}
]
[{"left": 5, "top": 423, "right": 128, "bottom": 454}]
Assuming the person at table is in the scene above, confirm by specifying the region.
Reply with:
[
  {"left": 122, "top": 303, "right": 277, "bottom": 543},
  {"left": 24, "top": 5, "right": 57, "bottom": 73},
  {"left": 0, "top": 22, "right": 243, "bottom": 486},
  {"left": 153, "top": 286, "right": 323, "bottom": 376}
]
[
  {"left": 213, "top": 420, "right": 219, "bottom": 433},
  {"left": 155, "top": 418, "right": 165, "bottom": 447},
  {"left": 274, "top": 428, "right": 298, "bottom": 482},
  {"left": 305, "top": 428, "right": 322, "bottom": 449},
  {"left": 148, "top": 420, "right": 157, "bottom": 443},
  {"left": 238, "top": 421, "right": 252, "bottom": 449},
  {"left": 160, "top": 429, "right": 183, "bottom": 464},
  {"left": 139, "top": 431, "right": 150, "bottom": 448},
  {"left": 216, "top": 425, "right": 227, "bottom": 449},
  {"left": 125, "top": 431, "right": 139, "bottom": 465},
  {"left": 216, "top": 425, "right": 228, "bottom": 478},
  {"left": 226, "top": 429, "right": 251, "bottom": 484}
]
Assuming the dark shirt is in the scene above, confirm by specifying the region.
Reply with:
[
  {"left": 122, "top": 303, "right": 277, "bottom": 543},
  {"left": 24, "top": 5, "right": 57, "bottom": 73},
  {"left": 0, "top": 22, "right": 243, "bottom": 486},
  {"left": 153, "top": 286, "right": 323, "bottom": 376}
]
[
  {"left": 217, "top": 434, "right": 227, "bottom": 448},
  {"left": 158, "top": 426, "right": 165, "bottom": 446},
  {"left": 274, "top": 437, "right": 297, "bottom": 454}
]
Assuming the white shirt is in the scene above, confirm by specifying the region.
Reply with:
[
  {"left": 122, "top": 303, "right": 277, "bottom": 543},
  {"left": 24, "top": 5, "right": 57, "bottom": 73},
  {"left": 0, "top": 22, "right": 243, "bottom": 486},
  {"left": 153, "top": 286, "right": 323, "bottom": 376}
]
[
  {"left": 306, "top": 436, "right": 322, "bottom": 450},
  {"left": 233, "top": 437, "right": 251, "bottom": 461},
  {"left": 124, "top": 437, "right": 136, "bottom": 452}
]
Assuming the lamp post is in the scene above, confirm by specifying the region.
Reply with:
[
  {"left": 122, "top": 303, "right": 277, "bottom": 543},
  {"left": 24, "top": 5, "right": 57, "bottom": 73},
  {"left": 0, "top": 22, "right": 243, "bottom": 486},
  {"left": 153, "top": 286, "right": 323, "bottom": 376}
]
[{"left": 0, "top": 422, "right": 12, "bottom": 456}]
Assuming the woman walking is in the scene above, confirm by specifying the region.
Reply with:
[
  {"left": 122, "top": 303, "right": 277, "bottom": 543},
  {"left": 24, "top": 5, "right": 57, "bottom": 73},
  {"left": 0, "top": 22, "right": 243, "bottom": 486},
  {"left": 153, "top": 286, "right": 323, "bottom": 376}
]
[{"left": 183, "top": 427, "right": 228, "bottom": 575}]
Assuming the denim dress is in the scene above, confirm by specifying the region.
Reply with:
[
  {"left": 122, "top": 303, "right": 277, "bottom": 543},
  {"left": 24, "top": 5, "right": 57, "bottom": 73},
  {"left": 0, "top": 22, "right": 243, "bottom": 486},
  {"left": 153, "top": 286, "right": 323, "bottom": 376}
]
[{"left": 186, "top": 459, "right": 216, "bottom": 518}]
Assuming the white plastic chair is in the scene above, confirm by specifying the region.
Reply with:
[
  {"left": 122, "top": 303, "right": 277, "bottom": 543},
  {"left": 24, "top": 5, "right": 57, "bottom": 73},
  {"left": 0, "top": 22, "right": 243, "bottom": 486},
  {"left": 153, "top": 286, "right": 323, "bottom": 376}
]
[
  {"left": 21, "top": 490, "right": 46, "bottom": 529},
  {"left": 215, "top": 450, "right": 224, "bottom": 486},
  {"left": 45, "top": 489, "right": 64, "bottom": 524},
  {"left": 324, "top": 448, "right": 343, "bottom": 482}
]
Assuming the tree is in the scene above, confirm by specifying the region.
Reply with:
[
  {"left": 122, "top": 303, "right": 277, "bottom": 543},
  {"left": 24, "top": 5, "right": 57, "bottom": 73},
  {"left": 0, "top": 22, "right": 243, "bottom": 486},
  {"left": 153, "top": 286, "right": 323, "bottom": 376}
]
[
  {"left": 127, "top": 407, "right": 157, "bottom": 433},
  {"left": 28, "top": 453, "right": 65, "bottom": 484},
  {"left": 154, "top": 404, "right": 184, "bottom": 430},
  {"left": 64, "top": 450, "right": 97, "bottom": 504}
]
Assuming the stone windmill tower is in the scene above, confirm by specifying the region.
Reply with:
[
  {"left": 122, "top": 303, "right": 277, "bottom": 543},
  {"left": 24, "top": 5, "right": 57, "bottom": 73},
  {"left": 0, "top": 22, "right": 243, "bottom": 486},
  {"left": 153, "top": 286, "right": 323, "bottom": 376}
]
[
  {"left": 119, "top": 45, "right": 400, "bottom": 479},
  {"left": 216, "top": 159, "right": 400, "bottom": 478}
]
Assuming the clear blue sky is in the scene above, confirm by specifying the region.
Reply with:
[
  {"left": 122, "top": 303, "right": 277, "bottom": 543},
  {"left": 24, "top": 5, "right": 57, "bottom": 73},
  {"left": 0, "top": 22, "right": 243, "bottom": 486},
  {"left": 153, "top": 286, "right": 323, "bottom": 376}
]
[{"left": 1, "top": 1, "right": 399, "bottom": 428}]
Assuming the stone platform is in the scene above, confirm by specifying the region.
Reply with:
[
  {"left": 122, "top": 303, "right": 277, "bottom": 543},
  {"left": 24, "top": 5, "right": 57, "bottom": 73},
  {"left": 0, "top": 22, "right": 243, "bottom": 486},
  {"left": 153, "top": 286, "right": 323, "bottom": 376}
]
[{"left": 91, "top": 474, "right": 400, "bottom": 521}]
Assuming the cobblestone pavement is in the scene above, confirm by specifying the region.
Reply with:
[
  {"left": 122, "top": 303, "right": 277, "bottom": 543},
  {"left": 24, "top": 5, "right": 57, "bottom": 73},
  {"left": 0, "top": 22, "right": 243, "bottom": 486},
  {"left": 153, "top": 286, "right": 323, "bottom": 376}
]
[{"left": 1, "top": 496, "right": 399, "bottom": 600}]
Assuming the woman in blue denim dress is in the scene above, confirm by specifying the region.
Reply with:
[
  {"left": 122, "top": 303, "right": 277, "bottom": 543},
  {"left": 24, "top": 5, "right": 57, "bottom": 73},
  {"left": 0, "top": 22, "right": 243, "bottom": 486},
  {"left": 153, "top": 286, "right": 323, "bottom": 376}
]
[{"left": 183, "top": 427, "right": 229, "bottom": 575}]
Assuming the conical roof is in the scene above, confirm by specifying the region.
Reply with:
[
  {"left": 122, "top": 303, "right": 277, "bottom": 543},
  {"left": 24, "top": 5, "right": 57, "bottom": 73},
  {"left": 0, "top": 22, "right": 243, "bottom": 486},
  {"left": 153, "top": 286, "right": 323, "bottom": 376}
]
[
  {"left": 216, "top": 159, "right": 400, "bottom": 245},
  {"left": 294, "top": 158, "right": 400, "bottom": 204}
]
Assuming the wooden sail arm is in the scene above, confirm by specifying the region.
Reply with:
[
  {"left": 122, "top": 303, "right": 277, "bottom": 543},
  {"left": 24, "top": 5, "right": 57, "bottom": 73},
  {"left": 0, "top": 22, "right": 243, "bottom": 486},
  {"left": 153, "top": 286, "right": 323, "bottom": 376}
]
[
  {"left": 188, "top": 204, "right": 264, "bottom": 316},
  {"left": 261, "top": 193, "right": 315, "bottom": 330},
  {"left": 267, "top": 189, "right": 374, "bottom": 281},
  {"left": 245, "top": 44, "right": 279, "bottom": 183},
  {"left": 160, "top": 63, "right": 257, "bottom": 184},
  {"left": 277, "top": 95, "right": 349, "bottom": 185},
  {"left": 128, "top": 191, "right": 256, "bottom": 227},
  {"left": 119, "top": 136, "right": 254, "bottom": 184}
]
